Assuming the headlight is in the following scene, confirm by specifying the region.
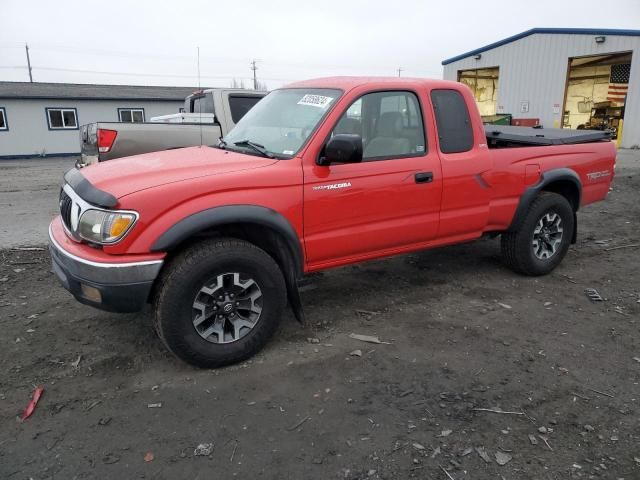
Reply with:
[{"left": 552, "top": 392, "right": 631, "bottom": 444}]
[{"left": 78, "top": 209, "right": 138, "bottom": 244}]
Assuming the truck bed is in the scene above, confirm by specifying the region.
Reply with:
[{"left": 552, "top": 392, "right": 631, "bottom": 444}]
[
  {"left": 485, "top": 125, "right": 612, "bottom": 147},
  {"left": 80, "top": 122, "right": 222, "bottom": 164}
]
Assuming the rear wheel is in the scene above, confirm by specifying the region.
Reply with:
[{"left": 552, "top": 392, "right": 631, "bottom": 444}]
[
  {"left": 501, "top": 192, "right": 574, "bottom": 276},
  {"left": 153, "top": 238, "right": 286, "bottom": 368}
]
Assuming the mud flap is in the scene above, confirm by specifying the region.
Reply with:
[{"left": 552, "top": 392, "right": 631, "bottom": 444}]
[
  {"left": 273, "top": 235, "right": 305, "bottom": 325},
  {"left": 285, "top": 271, "right": 305, "bottom": 324},
  {"left": 572, "top": 211, "right": 578, "bottom": 244}
]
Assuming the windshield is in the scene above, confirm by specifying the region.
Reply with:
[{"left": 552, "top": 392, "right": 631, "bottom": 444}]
[{"left": 222, "top": 88, "right": 341, "bottom": 158}]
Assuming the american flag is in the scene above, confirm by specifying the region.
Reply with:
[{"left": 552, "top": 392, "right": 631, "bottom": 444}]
[{"left": 607, "top": 63, "right": 630, "bottom": 103}]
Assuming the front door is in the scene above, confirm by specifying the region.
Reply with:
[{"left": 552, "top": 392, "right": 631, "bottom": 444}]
[{"left": 303, "top": 89, "right": 442, "bottom": 268}]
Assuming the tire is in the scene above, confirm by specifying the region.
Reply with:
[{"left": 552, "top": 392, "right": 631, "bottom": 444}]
[
  {"left": 153, "top": 238, "right": 286, "bottom": 368},
  {"left": 501, "top": 192, "right": 575, "bottom": 276}
]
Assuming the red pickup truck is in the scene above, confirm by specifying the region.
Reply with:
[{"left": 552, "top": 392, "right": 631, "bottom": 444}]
[{"left": 49, "top": 77, "right": 616, "bottom": 368}]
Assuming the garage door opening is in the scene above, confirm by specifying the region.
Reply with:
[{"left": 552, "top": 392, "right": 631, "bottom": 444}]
[
  {"left": 458, "top": 67, "right": 499, "bottom": 117},
  {"left": 563, "top": 52, "right": 632, "bottom": 139}
]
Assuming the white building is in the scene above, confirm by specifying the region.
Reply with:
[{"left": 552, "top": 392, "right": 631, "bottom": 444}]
[
  {"left": 0, "top": 82, "right": 197, "bottom": 159},
  {"left": 442, "top": 28, "right": 640, "bottom": 148}
]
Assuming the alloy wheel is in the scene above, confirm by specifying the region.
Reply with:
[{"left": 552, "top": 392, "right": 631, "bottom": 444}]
[
  {"left": 192, "top": 272, "right": 263, "bottom": 344},
  {"left": 532, "top": 212, "right": 563, "bottom": 260}
]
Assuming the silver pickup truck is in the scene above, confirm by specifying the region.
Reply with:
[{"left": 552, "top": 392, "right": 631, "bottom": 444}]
[{"left": 79, "top": 88, "right": 265, "bottom": 166}]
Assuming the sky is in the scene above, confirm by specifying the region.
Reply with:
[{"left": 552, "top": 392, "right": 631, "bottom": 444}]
[{"left": 1, "top": 0, "right": 639, "bottom": 89}]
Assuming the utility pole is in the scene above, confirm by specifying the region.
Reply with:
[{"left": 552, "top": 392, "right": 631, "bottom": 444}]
[
  {"left": 250, "top": 59, "right": 258, "bottom": 90},
  {"left": 397, "top": 67, "right": 403, "bottom": 78},
  {"left": 25, "top": 43, "right": 33, "bottom": 82}
]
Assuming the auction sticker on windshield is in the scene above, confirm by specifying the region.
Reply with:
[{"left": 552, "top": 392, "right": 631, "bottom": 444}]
[{"left": 298, "top": 94, "right": 334, "bottom": 108}]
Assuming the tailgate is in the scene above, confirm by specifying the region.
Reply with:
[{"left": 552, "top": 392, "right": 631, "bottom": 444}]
[
  {"left": 78, "top": 123, "right": 99, "bottom": 167},
  {"left": 80, "top": 123, "right": 98, "bottom": 157}
]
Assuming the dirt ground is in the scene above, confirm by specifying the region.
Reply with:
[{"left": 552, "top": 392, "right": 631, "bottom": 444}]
[
  {"left": 1, "top": 152, "right": 639, "bottom": 480},
  {"left": 0, "top": 157, "right": 74, "bottom": 248}
]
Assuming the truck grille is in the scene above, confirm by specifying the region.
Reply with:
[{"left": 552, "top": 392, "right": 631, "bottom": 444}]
[{"left": 59, "top": 188, "right": 73, "bottom": 231}]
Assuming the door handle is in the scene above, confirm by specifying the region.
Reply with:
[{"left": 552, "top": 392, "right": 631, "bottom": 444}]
[{"left": 414, "top": 172, "right": 433, "bottom": 184}]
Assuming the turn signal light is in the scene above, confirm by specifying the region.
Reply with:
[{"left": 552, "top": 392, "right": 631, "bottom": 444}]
[
  {"left": 108, "top": 215, "right": 134, "bottom": 238},
  {"left": 97, "top": 129, "right": 118, "bottom": 153}
]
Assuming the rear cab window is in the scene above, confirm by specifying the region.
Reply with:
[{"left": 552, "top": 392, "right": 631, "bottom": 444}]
[
  {"left": 192, "top": 93, "right": 214, "bottom": 114},
  {"left": 228, "top": 95, "right": 262, "bottom": 123},
  {"left": 430, "top": 89, "right": 474, "bottom": 153}
]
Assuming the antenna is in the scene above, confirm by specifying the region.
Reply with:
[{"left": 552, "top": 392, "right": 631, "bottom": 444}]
[
  {"left": 197, "top": 46, "right": 203, "bottom": 147},
  {"left": 397, "top": 67, "right": 403, "bottom": 78}
]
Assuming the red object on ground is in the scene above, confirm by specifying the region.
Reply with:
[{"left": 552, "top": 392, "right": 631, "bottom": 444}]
[{"left": 21, "top": 386, "right": 44, "bottom": 421}]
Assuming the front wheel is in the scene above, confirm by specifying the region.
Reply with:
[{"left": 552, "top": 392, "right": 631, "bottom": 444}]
[
  {"left": 153, "top": 238, "right": 286, "bottom": 368},
  {"left": 501, "top": 192, "right": 575, "bottom": 276}
]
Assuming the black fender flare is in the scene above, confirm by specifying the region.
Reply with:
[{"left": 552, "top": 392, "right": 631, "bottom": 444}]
[
  {"left": 151, "top": 205, "right": 303, "bottom": 273},
  {"left": 150, "top": 205, "right": 306, "bottom": 323},
  {"left": 507, "top": 167, "right": 582, "bottom": 234}
]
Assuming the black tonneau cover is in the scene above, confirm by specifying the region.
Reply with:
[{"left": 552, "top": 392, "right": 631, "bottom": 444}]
[{"left": 485, "top": 125, "right": 612, "bottom": 146}]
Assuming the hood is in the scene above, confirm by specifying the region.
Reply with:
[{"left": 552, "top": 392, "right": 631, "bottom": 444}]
[{"left": 80, "top": 146, "right": 277, "bottom": 199}]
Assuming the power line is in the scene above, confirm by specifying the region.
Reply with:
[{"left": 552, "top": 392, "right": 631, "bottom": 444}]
[
  {"left": 0, "top": 43, "right": 26, "bottom": 49},
  {"left": 1, "top": 63, "right": 439, "bottom": 83},
  {"left": 3, "top": 43, "right": 435, "bottom": 76},
  {"left": 21, "top": 65, "right": 295, "bottom": 82},
  {"left": 7, "top": 43, "right": 248, "bottom": 64}
]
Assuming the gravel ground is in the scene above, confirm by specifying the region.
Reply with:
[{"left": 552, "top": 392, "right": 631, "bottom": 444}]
[
  {"left": 0, "top": 151, "right": 639, "bottom": 479},
  {"left": 0, "top": 157, "right": 76, "bottom": 248}
]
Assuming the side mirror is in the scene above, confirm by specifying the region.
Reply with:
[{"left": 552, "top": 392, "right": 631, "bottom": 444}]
[{"left": 317, "top": 134, "right": 363, "bottom": 166}]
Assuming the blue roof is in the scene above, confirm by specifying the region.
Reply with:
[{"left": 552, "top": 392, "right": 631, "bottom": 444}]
[{"left": 442, "top": 28, "right": 640, "bottom": 65}]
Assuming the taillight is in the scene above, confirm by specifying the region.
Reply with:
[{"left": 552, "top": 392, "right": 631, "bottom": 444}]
[{"left": 97, "top": 129, "right": 117, "bottom": 153}]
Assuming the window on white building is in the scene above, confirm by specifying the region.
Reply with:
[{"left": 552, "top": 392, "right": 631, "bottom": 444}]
[
  {"left": 118, "top": 108, "right": 145, "bottom": 123},
  {"left": 0, "top": 108, "right": 7, "bottom": 131},
  {"left": 46, "top": 108, "right": 78, "bottom": 130}
]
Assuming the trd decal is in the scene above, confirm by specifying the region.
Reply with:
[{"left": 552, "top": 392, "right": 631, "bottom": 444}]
[
  {"left": 312, "top": 182, "right": 352, "bottom": 191},
  {"left": 586, "top": 170, "right": 611, "bottom": 181}
]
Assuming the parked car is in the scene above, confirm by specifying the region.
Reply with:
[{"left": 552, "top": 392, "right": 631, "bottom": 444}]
[
  {"left": 78, "top": 88, "right": 265, "bottom": 166},
  {"left": 50, "top": 77, "right": 616, "bottom": 368}
]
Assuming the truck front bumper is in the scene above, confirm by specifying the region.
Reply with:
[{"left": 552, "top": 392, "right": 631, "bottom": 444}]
[{"left": 49, "top": 219, "right": 164, "bottom": 313}]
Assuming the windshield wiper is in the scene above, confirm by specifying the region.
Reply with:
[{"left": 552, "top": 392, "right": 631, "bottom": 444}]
[{"left": 233, "top": 139, "right": 274, "bottom": 159}]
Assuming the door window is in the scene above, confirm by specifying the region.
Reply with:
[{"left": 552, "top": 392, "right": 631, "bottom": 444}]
[{"left": 331, "top": 91, "right": 426, "bottom": 161}]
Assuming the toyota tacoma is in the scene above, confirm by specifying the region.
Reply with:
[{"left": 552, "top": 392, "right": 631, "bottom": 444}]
[{"left": 49, "top": 77, "right": 616, "bottom": 367}]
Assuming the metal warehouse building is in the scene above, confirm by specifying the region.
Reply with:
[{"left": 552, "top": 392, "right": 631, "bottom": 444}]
[
  {"left": 442, "top": 28, "right": 640, "bottom": 148},
  {"left": 0, "top": 82, "right": 197, "bottom": 159}
]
